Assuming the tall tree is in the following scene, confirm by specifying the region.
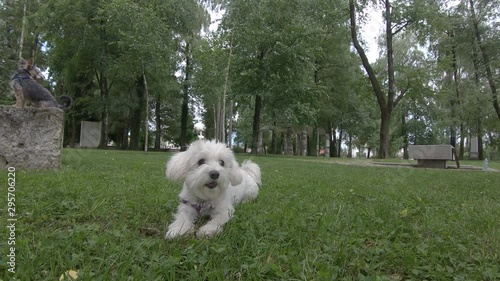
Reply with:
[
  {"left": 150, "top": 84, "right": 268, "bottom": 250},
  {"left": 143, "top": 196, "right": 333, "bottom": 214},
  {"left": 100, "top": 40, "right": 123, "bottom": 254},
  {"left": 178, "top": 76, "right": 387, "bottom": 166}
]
[
  {"left": 170, "top": 1, "right": 209, "bottom": 150},
  {"left": 349, "top": 0, "right": 387, "bottom": 158},
  {"left": 180, "top": 42, "right": 193, "bottom": 150},
  {"left": 349, "top": 0, "right": 429, "bottom": 158},
  {"left": 222, "top": 0, "right": 322, "bottom": 154}
]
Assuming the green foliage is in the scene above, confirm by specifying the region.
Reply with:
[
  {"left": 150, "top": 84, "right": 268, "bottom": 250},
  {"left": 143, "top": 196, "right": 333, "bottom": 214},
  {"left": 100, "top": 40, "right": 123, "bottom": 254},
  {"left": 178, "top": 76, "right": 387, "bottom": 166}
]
[
  {"left": 223, "top": 0, "right": 326, "bottom": 124},
  {"left": 24, "top": 0, "right": 208, "bottom": 148},
  {"left": 1, "top": 0, "right": 498, "bottom": 155}
]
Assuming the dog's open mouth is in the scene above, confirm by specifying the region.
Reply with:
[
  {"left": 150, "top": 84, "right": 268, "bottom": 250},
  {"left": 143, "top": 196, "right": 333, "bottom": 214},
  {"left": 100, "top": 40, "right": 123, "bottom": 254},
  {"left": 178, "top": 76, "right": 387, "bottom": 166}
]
[{"left": 205, "top": 181, "right": 218, "bottom": 189}]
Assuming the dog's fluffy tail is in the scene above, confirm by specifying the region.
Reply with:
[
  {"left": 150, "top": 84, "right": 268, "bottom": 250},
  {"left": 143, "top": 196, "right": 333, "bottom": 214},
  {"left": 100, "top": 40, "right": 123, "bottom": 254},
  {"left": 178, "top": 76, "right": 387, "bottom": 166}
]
[
  {"left": 231, "top": 160, "right": 261, "bottom": 205},
  {"left": 241, "top": 160, "right": 262, "bottom": 187},
  {"left": 57, "top": 95, "right": 73, "bottom": 110}
]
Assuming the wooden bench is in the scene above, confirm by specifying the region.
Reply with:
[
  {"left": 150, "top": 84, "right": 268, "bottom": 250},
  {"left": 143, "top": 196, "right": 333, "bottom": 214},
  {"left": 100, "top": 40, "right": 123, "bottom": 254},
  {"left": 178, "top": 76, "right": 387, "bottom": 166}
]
[{"left": 408, "top": 145, "right": 455, "bottom": 169}]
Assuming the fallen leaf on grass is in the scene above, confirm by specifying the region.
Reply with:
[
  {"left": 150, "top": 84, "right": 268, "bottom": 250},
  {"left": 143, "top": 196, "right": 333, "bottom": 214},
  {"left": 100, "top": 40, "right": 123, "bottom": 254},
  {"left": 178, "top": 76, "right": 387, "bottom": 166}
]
[
  {"left": 399, "top": 208, "right": 409, "bottom": 218},
  {"left": 59, "top": 269, "right": 78, "bottom": 280}
]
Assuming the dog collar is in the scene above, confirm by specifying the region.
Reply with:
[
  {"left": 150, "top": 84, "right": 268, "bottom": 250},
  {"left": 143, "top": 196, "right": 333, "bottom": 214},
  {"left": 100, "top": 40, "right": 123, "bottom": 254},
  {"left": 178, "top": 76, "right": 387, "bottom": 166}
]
[
  {"left": 11, "top": 75, "right": 32, "bottom": 87},
  {"left": 11, "top": 75, "right": 31, "bottom": 81},
  {"left": 180, "top": 199, "right": 203, "bottom": 214}
]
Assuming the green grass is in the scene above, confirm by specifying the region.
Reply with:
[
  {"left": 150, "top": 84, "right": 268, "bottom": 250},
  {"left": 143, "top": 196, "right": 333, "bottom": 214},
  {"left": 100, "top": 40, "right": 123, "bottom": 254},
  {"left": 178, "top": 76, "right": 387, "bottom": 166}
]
[{"left": 1, "top": 149, "right": 500, "bottom": 280}]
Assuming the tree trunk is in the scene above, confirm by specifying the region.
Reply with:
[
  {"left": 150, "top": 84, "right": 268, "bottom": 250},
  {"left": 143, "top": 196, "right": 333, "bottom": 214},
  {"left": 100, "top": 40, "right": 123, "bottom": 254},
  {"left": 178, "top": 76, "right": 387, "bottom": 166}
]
[
  {"left": 220, "top": 36, "right": 233, "bottom": 145},
  {"left": 459, "top": 124, "right": 465, "bottom": 160},
  {"left": 382, "top": 0, "right": 396, "bottom": 159},
  {"left": 116, "top": 126, "right": 122, "bottom": 149},
  {"left": 472, "top": 34, "right": 484, "bottom": 160},
  {"left": 123, "top": 127, "right": 129, "bottom": 149},
  {"left": 477, "top": 120, "right": 483, "bottom": 160},
  {"left": 469, "top": 0, "right": 500, "bottom": 118},
  {"left": 280, "top": 132, "right": 285, "bottom": 155},
  {"left": 98, "top": 74, "right": 109, "bottom": 149},
  {"left": 228, "top": 100, "right": 234, "bottom": 147},
  {"left": 330, "top": 128, "right": 336, "bottom": 157},
  {"left": 315, "top": 128, "right": 320, "bottom": 157},
  {"left": 143, "top": 73, "right": 149, "bottom": 152},
  {"left": 258, "top": 130, "right": 264, "bottom": 154},
  {"left": 251, "top": 95, "right": 262, "bottom": 155},
  {"left": 451, "top": 36, "right": 464, "bottom": 159},
  {"left": 70, "top": 116, "right": 77, "bottom": 148},
  {"left": 380, "top": 110, "right": 391, "bottom": 158},
  {"left": 450, "top": 127, "right": 456, "bottom": 149},
  {"left": 295, "top": 133, "right": 300, "bottom": 156},
  {"left": 154, "top": 95, "right": 161, "bottom": 150},
  {"left": 449, "top": 93, "right": 456, "bottom": 156},
  {"left": 347, "top": 134, "right": 352, "bottom": 158},
  {"left": 337, "top": 127, "right": 343, "bottom": 157},
  {"left": 180, "top": 92, "right": 189, "bottom": 151},
  {"left": 402, "top": 112, "right": 409, "bottom": 159},
  {"left": 350, "top": 0, "right": 395, "bottom": 158},
  {"left": 204, "top": 106, "right": 215, "bottom": 140},
  {"left": 270, "top": 129, "right": 277, "bottom": 154},
  {"left": 97, "top": 16, "right": 111, "bottom": 149},
  {"left": 129, "top": 76, "right": 144, "bottom": 150},
  {"left": 18, "top": 0, "right": 27, "bottom": 60},
  {"left": 324, "top": 133, "right": 330, "bottom": 158},
  {"left": 180, "top": 42, "right": 192, "bottom": 151},
  {"left": 216, "top": 96, "right": 222, "bottom": 141},
  {"left": 301, "top": 130, "right": 307, "bottom": 156},
  {"left": 284, "top": 128, "right": 293, "bottom": 155},
  {"left": 31, "top": 33, "right": 40, "bottom": 62}
]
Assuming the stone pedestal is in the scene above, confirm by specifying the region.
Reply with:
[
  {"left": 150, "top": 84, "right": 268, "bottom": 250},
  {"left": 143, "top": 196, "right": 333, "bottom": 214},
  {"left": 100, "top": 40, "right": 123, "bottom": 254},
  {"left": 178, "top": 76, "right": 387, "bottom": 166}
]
[
  {"left": 470, "top": 137, "right": 479, "bottom": 160},
  {"left": 409, "top": 145, "right": 454, "bottom": 169},
  {"left": 0, "top": 106, "right": 64, "bottom": 170},
  {"left": 80, "top": 121, "right": 101, "bottom": 148}
]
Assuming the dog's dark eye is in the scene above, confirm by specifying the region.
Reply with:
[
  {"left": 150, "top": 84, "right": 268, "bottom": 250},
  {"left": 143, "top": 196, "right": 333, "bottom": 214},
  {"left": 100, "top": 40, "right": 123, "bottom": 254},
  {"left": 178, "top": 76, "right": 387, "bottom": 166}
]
[
  {"left": 219, "top": 160, "right": 225, "bottom": 166},
  {"left": 198, "top": 159, "right": 206, "bottom": 166}
]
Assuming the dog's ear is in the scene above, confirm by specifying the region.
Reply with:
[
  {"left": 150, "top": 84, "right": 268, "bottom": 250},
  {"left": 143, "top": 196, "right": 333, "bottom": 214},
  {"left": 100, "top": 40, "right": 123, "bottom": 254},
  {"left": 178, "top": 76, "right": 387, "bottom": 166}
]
[
  {"left": 18, "top": 58, "right": 27, "bottom": 69},
  {"left": 26, "top": 57, "right": 35, "bottom": 69},
  {"left": 228, "top": 160, "right": 243, "bottom": 186},
  {"left": 165, "top": 151, "right": 189, "bottom": 181}
]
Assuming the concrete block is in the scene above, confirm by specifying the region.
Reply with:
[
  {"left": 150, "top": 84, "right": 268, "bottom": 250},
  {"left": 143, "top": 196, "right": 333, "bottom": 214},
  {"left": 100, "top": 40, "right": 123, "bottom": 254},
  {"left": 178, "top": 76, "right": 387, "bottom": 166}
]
[
  {"left": 409, "top": 145, "right": 454, "bottom": 160},
  {"left": 0, "top": 106, "right": 64, "bottom": 170}
]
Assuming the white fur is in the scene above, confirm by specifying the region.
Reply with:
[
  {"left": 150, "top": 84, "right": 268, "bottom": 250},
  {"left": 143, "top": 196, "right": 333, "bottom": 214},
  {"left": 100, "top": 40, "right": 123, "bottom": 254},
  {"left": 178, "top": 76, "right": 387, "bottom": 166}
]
[{"left": 165, "top": 139, "right": 261, "bottom": 239}]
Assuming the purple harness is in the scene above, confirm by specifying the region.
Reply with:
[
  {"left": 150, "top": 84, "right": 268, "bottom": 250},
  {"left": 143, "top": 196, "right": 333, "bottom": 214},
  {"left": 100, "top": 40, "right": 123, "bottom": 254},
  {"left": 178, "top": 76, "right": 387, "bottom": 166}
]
[{"left": 180, "top": 199, "right": 203, "bottom": 214}]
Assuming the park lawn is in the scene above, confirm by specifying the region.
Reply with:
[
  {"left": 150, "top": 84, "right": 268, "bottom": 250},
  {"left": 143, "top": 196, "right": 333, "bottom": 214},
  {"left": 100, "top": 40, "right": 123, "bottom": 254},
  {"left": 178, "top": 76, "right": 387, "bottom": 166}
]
[{"left": 1, "top": 149, "right": 499, "bottom": 280}]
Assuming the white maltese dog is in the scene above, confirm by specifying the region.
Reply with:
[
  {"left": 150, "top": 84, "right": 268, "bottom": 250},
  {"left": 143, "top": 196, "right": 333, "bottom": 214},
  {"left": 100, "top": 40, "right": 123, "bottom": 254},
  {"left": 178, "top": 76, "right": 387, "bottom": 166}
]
[{"left": 165, "top": 139, "right": 261, "bottom": 239}]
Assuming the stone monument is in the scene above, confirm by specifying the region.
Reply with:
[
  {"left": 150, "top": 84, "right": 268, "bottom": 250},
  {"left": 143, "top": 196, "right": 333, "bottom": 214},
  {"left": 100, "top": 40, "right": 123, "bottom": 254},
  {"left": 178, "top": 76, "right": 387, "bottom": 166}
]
[
  {"left": 0, "top": 106, "right": 65, "bottom": 170},
  {"left": 470, "top": 137, "right": 479, "bottom": 160},
  {"left": 79, "top": 121, "right": 101, "bottom": 148}
]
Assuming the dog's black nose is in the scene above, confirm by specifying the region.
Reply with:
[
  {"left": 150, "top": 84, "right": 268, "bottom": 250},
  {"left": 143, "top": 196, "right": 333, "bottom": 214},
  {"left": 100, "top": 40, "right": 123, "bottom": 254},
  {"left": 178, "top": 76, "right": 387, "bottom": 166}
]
[{"left": 209, "top": 171, "right": 220, "bottom": 180}]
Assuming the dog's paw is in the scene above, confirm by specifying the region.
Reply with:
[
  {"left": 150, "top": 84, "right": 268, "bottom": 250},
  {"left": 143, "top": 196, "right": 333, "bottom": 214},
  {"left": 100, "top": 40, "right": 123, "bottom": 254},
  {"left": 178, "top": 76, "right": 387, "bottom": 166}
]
[
  {"left": 165, "top": 229, "right": 180, "bottom": 240},
  {"left": 165, "top": 225, "right": 193, "bottom": 240},
  {"left": 196, "top": 224, "right": 222, "bottom": 238}
]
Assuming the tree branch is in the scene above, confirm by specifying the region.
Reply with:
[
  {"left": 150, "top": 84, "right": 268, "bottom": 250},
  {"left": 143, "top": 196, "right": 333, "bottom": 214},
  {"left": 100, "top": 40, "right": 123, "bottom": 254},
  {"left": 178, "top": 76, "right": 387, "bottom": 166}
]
[
  {"left": 392, "top": 20, "right": 410, "bottom": 36},
  {"left": 349, "top": 0, "right": 387, "bottom": 111},
  {"left": 394, "top": 74, "right": 410, "bottom": 108},
  {"left": 394, "top": 88, "right": 408, "bottom": 108}
]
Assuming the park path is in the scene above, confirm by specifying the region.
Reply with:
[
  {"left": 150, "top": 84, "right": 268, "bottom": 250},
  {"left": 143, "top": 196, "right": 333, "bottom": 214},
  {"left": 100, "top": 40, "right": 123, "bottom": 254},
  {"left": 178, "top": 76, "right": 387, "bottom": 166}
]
[{"left": 295, "top": 157, "right": 500, "bottom": 172}]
